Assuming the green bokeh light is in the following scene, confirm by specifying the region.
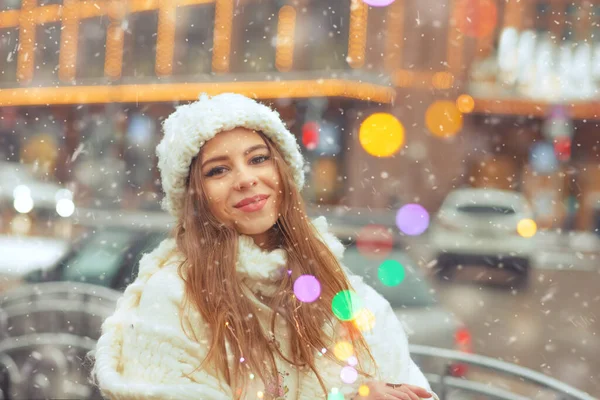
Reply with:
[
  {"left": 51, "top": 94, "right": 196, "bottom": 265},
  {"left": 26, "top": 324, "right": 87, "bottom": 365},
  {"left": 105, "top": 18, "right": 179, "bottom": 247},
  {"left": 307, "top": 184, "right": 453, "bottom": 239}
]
[
  {"left": 378, "top": 259, "right": 406, "bottom": 286},
  {"left": 331, "top": 290, "right": 363, "bottom": 321}
]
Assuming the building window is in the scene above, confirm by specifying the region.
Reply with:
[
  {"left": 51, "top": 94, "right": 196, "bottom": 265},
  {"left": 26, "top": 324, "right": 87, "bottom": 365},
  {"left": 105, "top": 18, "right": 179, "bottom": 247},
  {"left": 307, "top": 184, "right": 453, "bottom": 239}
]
[
  {"left": 174, "top": 5, "right": 214, "bottom": 76},
  {"left": 33, "top": 22, "right": 61, "bottom": 84},
  {"left": 77, "top": 17, "right": 109, "bottom": 82},
  {"left": 0, "top": 28, "right": 18, "bottom": 84},
  {"left": 296, "top": 1, "right": 350, "bottom": 71},
  {"left": 122, "top": 11, "right": 159, "bottom": 79},
  {"left": 231, "top": 1, "right": 278, "bottom": 73}
]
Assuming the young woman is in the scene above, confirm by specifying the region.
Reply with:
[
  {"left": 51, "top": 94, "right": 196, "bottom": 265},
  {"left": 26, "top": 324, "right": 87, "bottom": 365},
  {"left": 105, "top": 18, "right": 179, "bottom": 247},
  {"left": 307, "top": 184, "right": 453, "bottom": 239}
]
[{"left": 92, "top": 93, "right": 439, "bottom": 400}]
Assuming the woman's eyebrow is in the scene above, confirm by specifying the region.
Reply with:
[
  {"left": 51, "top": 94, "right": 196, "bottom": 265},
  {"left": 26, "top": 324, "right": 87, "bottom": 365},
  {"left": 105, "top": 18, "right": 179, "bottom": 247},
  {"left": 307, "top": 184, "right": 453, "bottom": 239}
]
[{"left": 201, "top": 144, "right": 268, "bottom": 169}]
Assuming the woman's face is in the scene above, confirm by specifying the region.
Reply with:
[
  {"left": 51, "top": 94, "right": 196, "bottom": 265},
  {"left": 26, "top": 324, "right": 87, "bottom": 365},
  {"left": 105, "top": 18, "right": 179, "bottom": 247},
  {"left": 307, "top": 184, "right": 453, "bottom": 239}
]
[{"left": 198, "top": 128, "right": 282, "bottom": 244}]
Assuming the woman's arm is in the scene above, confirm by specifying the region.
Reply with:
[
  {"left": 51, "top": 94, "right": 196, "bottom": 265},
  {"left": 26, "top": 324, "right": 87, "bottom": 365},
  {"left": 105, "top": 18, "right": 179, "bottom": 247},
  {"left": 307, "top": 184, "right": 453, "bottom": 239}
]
[{"left": 346, "top": 273, "right": 438, "bottom": 397}]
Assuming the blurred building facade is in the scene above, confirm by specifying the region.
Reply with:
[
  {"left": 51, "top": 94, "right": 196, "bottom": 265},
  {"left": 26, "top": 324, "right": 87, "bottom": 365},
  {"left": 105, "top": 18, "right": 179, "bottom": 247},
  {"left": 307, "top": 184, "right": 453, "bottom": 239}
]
[{"left": 0, "top": 0, "right": 599, "bottom": 232}]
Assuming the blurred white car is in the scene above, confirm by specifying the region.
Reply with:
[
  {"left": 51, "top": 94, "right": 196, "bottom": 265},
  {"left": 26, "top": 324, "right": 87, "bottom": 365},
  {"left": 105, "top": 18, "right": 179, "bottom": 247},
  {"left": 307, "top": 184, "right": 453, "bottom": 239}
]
[
  {"left": 430, "top": 188, "right": 535, "bottom": 284},
  {"left": 0, "top": 161, "right": 76, "bottom": 236}
]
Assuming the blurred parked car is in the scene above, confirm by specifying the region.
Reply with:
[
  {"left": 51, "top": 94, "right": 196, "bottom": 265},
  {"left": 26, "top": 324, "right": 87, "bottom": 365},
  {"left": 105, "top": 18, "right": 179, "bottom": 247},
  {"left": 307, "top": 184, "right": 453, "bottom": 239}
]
[
  {"left": 429, "top": 188, "right": 535, "bottom": 285},
  {"left": 23, "top": 224, "right": 471, "bottom": 379}
]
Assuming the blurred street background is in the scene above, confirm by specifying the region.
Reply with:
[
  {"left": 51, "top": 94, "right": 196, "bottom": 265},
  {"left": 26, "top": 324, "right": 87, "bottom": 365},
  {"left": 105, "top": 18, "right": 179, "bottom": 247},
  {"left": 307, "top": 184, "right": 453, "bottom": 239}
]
[{"left": 1, "top": 0, "right": 600, "bottom": 399}]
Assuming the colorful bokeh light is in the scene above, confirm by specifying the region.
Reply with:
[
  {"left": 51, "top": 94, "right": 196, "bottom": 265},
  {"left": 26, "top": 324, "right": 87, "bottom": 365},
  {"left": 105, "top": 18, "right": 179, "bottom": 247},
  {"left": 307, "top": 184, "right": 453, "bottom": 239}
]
[
  {"left": 293, "top": 275, "right": 321, "bottom": 303},
  {"left": 362, "top": 0, "right": 396, "bottom": 6},
  {"left": 356, "top": 224, "right": 394, "bottom": 259},
  {"left": 332, "top": 290, "right": 363, "bottom": 321},
  {"left": 517, "top": 219, "right": 537, "bottom": 238},
  {"left": 340, "top": 366, "right": 359, "bottom": 384},
  {"left": 425, "top": 100, "right": 463, "bottom": 138},
  {"left": 359, "top": 113, "right": 405, "bottom": 157},
  {"left": 378, "top": 260, "right": 406, "bottom": 286},
  {"left": 302, "top": 121, "right": 319, "bottom": 150},
  {"left": 396, "top": 204, "right": 430, "bottom": 236},
  {"left": 359, "top": 385, "right": 370, "bottom": 396},
  {"left": 353, "top": 308, "right": 376, "bottom": 332},
  {"left": 334, "top": 341, "right": 354, "bottom": 361},
  {"left": 456, "top": 94, "right": 475, "bottom": 113}
]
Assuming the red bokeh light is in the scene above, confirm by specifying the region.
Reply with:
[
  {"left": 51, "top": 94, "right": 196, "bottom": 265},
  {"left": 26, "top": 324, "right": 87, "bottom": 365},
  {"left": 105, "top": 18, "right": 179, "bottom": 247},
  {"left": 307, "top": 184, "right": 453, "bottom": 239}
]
[
  {"left": 302, "top": 121, "right": 320, "bottom": 150},
  {"left": 554, "top": 137, "right": 571, "bottom": 161}
]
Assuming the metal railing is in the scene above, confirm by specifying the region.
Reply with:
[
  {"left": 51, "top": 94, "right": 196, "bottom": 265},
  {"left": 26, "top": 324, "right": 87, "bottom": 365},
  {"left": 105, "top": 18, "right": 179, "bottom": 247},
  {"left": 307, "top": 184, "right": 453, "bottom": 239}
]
[
  {"left": 1, "top": 283, "right": 597, "bottom": 400},
  {"left": 410, "top": 344, "right": 598, "bottom": 400}
]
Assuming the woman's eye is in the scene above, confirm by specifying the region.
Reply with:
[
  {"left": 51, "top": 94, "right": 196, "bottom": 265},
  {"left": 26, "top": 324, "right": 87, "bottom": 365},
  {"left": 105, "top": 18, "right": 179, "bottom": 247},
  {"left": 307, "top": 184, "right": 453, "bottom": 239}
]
[
  {"left": 205, "top": 155, "right": 270, "bottom": 177},
  {"left": 252, "top": 155, "right": 271, "bottom": 164}
]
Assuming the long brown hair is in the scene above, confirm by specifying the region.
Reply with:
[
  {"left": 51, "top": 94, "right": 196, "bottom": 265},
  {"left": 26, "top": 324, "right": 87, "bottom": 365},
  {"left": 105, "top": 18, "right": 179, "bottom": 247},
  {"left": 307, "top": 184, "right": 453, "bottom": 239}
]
[{"left": 175, "top": 131, "right": 375, "bottom": 397}]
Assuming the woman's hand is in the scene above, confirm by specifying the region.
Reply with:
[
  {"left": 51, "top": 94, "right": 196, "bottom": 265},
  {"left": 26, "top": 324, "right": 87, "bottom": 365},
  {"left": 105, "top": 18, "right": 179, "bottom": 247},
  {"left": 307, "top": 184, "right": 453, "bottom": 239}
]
[{"left": 355, "top": 380, "right": 433, "bottom": 400}]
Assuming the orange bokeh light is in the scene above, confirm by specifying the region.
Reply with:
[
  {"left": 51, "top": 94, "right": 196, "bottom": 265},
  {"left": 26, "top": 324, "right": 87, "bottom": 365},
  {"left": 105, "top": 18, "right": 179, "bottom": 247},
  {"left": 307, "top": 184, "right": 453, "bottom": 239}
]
[
  {"left": 425, "top": 100, "right": 463, "bottom": 138},
  {"left": 456, "top": 94, "right": 475, "bottom": 113}
]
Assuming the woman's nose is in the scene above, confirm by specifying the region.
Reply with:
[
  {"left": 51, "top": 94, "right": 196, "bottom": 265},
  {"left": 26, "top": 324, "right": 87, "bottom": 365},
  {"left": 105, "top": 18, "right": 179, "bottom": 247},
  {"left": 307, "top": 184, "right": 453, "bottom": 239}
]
[{"left": 233, "top": 170, "right": 258, "bottom": 190}]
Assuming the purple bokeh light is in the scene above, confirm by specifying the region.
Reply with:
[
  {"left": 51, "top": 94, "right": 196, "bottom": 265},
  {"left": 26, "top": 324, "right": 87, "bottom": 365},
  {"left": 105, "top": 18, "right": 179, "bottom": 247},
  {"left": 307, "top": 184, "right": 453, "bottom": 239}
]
[
  {"left": 340, "top": 366, "right": 358, "bottom": 384},
  {"left": 294, "top": 275, "right": 321, "bottom": 303},
  {"left": 362, "top": 0, "right": 396, "bottom": 6},
  {"left": 396, "top": 204, "right": 430, "bottom": 236}
]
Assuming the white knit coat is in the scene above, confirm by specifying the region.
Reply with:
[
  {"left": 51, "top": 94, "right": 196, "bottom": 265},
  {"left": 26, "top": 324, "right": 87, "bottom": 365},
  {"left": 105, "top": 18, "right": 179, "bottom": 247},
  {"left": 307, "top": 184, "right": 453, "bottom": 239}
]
[{"left": 93, "top": 216, "right": 438, "bottom": 400}]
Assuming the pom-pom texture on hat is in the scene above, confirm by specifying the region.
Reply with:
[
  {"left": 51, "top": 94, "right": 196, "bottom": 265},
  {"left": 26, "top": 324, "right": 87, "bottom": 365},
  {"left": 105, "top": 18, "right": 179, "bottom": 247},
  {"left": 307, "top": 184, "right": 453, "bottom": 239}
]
[{"left": 156, "top": 93, "right": 306, "bottom": 218}]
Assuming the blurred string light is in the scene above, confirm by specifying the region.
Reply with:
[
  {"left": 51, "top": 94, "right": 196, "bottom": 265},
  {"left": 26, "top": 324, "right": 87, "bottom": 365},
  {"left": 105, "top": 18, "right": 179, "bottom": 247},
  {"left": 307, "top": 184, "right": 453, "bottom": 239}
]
[
  {"left": 378, "top": 259, "right": 406, "bottom": 286},
  {"left": 363, "top": 0, "right": 396, "bottom": 6},
  {"left": 517, "top": 219, "right": 537, "bottom": 238},
  {"left": 105, "top": 0, "right": 127, "bottom": 80},
  {"left": 156, "top": 0, "right": 177, "bottom": 76},
  {"left": 456, "top": 94, "right": 475, "bottom": 113},
  {"left": 302, "top": 121, "right": 320, "bottom": 150},
  {"left": 0, "top": 81, "right": 395, "bottom": 106},
  {"left": 275, "top": 5, "right": 296, "bottom": 72},
  {"left": 16, "top": 0, "right": 36, "bottom": 83},
  {"left": 293, "top": 275, "right": 321, "bottom": 303},
  {"left": 212, "top": 0, "right": 233, "bottom": 73},
  {"left": 432, "top": 72, "right": 455, "bottom": 89},
  {"left": 356, "top": 224, "right": 393, "bottom": 259},
  {"left": 425, "top": 100, "right": 463, "bottom": 138},
  {"left": 396, "top": 204, "right": 430, "bottom": 236},
  {"left": 359, "top": 113, "right": 404, "bottom": 157},
  {"left": 58, "top": 0, "right": 79, "bottom": 82},
  {"left": 332, "top": 290, "right": 362, "bottom": 321},
  {"left": 348, "top": 0, "right": 368, "bottom": 68},
  {"left": 454, "top": 0, "right": 498, "bottom": 38}
]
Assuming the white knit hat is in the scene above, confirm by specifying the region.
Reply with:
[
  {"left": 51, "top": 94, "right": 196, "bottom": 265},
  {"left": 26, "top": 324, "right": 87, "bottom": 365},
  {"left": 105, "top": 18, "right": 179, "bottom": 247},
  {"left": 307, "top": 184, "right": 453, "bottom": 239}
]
[{"left": 156, "top": 93, "right": 306, "bottom": 218}]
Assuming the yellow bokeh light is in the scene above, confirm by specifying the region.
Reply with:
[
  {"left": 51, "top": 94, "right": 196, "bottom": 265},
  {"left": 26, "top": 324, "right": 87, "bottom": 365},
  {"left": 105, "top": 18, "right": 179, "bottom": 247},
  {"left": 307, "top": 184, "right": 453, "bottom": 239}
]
[
  {"left": 456, "top": 94, "right": 475, "bottom": 113},
  {"left": 358, "top": 385, "right": 370, "bottom": 397},
  {"left": 333, "top": 341, "right": 354, "bottom": 361},
  {"left": 425, "top": 100, "right": 463, "bottom": 138},
  {"left": 353, "top": 308, "right": 376, "bottom": 332},
  {"left": 359, "top": 113, "right": 405, "bottom": 158},
  {"left": 517, "top": 219, "right": 537, "bottom": 238}
]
